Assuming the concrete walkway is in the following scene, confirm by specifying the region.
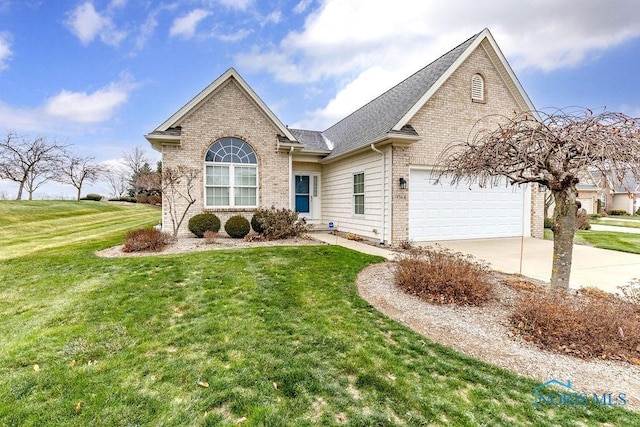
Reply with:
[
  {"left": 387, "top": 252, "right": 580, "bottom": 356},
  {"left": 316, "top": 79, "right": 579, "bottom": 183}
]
[
  {"left": 311, "top": 232, "right": 397, "bottom": 260},
  {"left": 427, "top": 238, "right": 640, "bottom": 293},
  {"left": 311, "top": 233, "right": 640, "bottom": 293}
]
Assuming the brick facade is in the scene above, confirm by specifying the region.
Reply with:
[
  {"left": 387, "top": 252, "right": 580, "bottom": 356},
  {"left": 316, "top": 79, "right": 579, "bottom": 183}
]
[
  {"left": 390, "top": 44, "right": 544, "bottom": 244},
  {"left": 161, "top": 79, "right": 290, "bottom": 235}
]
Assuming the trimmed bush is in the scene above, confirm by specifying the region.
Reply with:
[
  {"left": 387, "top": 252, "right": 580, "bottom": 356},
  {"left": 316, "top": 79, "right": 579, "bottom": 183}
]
[
  {"left": 251, "top": 210, "right": 267, "bottom": 234},
  {"left": 122, "top": 228, "right": 169, "bottom": 252},
  {"left": 108, "top": 197, "right": 137, "bottom": 203},
  {"left": 188, "top": 213, "right": 221, "bottom": 237},
  {"left": 225, "top": 215, "right": 250, "bottom": 238},
  {"left": 85, "top": 193, "right": 103, "bottom": 201},
  {"left": 543, "top": 217, "right": 553, "bottom": 229},
  {"left": 395, "top": 245, "right": 492, "bottom": 306},
  {"left": 608, "top": 209, "right": 628, "bottom": 216},
  {"left": 250, "top": 206, "right": 309, "bottom": 240}
]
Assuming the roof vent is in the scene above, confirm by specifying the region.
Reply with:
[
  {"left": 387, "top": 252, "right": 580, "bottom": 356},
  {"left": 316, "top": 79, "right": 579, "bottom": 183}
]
[{"left": 471, "top": 74, "right": 484, "bottom": 102}]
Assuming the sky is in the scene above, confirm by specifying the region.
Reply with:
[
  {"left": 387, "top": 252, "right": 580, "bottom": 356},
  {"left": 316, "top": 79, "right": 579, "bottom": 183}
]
[{"left": 1, "top": 0, "right": 640, "bottom": 198}]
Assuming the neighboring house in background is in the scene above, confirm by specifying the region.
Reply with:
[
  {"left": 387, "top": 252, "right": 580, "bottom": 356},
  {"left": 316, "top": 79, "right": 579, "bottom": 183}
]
[
  {"left": 145, "top": 28, "right": 544, "bottom": 245},
  {"left": 576, "top": 171, "right": 601, "bottom": 214},
  {"left": 592, "top": 170, "right": 640, "bottom": 214}
]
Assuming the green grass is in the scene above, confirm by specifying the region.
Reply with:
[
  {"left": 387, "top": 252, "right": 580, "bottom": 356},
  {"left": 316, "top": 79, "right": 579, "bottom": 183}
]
[
  {"left": 591, "top": 218, "right": 640, "bottom": 228},
  {"left": 1, "top": 202, "right": 638, "bottom": 425},
  {"left": 0, "top": 201, "right": 160, "bottom": 260},
  {"left": 544, "top": 227, "right": 640, "bottom": 254}
]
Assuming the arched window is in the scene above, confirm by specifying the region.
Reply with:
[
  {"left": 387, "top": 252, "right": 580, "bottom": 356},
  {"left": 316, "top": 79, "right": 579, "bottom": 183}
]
[
  {"left": 471, "top": 74, "right": 485, "bottom": 102},
  {"left": 204, "top": 137, "right": 258, "bottom": 207}
]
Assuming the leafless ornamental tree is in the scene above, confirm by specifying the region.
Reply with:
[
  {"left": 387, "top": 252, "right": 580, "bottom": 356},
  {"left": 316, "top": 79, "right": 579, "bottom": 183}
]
[
  {"left": 437, "top": 109, "right": 640, "bottom": 288},
  {"left": 161, "top": 165, "right": 200, "bottom": 239},
  {"left": 0, "top": 133, "right": 68, "bottom": 200},
  {"left": 57, "top": 155, "right": 106, "bottom": 201}
]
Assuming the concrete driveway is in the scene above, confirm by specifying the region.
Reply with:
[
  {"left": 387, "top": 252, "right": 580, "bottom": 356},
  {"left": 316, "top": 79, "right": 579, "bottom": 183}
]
[{"left": 424, "top": 237, "right": 640, "bottom": 293}]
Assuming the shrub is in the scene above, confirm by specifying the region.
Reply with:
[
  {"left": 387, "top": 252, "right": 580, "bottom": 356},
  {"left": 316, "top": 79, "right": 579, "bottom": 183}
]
[
  {"left": 251, "top": 210, "right": 267, "bottom": 234},
  {"left": 395, "top": 246, "right": 492, "bottom": 306},
  {"left": 148, "top": 195, "right": 162, "bottom": 206},
  {"left": 399, "top": 240, "right": 413, "bottom": 250},
  {"left": 225, "top": 215, "right": 251, "bottom": 238},
  {"left": 575, "top": 208, "right": 590, "bottom": 230},
  {"left": 203, "top": 230, "right": 218, "bottom": 244},
  {"left": 244, "top": 231, "right": 265, "bottom": 242},
  {"left": 250, "top": 207, "right": 309, "bottom": 240},
  {"left": 344, "top": 233, "right": 362, "bottom": 241},
  {"left": 543, "top": 217, "right": 553, "bottom": 229},
  {"left": 588, "top": 213, "right": 602, "bottom": 220},
  {"left": 188, "top": 213, "right": 221, "bottom": 237},
  {"left": 619, "top": 279, "right": 640, "bottom": 305},
  {"left": 109, "top": 197, "right": 137, "bottom": 203},
  {"left": 608, "top": 209, "right": 628, "bottom": 216},
  {"left": 509, "top": 289, "right": 640, "bottom": 362},
  {"left": 122, "top": 228, "right": 169, "bottom": 252},
  {"left": 85, "top": 193, "right": 102, "bottom": 201},
  {"left": 135, "top": 194, "right": 149, "bottom": 204}
]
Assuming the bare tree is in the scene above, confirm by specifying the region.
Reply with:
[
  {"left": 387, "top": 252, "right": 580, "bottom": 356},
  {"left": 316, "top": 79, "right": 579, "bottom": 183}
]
[
  {"left": 25, "top": 159, "right": 63, "bottom": 200},
  {"left": 0, "top": 133, "right": 68, "bottom": 200},
  {"left": 57, "top": 155, "right": 106, "bottom": 201},
  {"left": 437, "top": 108, "right": 640, "bottom": 288},
  {"left": 161, "top": 165, "right": 200, "bottom": 239},
  {"left": 104, "top": 166, "right": 130, "bottom": 198},
  {"left": 122, "top": 146, "right": 151, "bottom": 194}
]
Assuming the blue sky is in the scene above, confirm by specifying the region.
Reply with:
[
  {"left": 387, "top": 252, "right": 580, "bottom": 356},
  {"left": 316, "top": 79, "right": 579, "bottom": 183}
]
[{"left": 1, "top": 0, "right": 640, "bottom": 198}]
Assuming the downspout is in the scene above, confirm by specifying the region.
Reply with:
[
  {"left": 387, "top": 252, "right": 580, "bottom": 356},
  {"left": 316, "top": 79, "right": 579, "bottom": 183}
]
[
  {"left": 288, "top": 146, "right": 294, "bottom": 210},
  {"left": 370, "top": 144, "right": 386, "bottom": 245}
]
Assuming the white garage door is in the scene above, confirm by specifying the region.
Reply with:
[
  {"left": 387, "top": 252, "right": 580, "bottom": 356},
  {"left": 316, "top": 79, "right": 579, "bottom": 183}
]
[{"left": 409, "top": 169, "right": 525, "bottom": 241}]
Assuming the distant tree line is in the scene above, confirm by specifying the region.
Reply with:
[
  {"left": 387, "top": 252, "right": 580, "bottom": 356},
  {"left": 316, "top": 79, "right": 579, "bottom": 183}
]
[{"left": 0, "top": 132, "right": 162, "bottom": 202}]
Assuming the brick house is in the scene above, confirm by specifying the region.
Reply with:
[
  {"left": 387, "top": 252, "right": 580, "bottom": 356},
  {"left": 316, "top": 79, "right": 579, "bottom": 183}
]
[{"left": 145, "top": 28, "right": 544, "bottom": 245}]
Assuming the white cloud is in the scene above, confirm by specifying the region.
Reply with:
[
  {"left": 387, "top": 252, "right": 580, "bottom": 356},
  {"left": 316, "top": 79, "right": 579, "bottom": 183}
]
[
  {"left": 0, "top": 32, "right": 12, "bottom": 71},
  {"left": 293, "top": 0, "right": 312, "bottom": 14},
  {"left": 170, "top": 9, "right": 211, "bottom": 39},
  {"left": 0, "top": 74, "right": 138, "bottom": 133},
  {"left": 260, "top": 10, "right": 281, "bottom": 26},
  {"left": 216, "top": 0, "right": 252, "bottom": 10},
  {"left": 238, "top": 0, "right": 640, "bottom": 129},
  {"left": 65, "top": 1, "right": 126, "bottom": 46},
  {"left": 44, "top": 76, "right": 136, "bottom": 123}
]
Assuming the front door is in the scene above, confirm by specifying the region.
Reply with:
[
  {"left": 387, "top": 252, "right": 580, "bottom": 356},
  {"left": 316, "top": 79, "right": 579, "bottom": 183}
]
[{"left": 294, "top": 174, "right": 320, "bottom": 220}]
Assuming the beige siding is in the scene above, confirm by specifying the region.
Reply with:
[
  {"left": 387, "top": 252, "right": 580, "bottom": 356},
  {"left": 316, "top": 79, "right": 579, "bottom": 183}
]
[
  {"left": 161, "top": 79, "right": 290, "bottom": 235},
  {"left": 321, "top": 148, "right": 391, "bottom": 242},
  {"left": 611, "top": 195, "right": 634, "bottom": 213}
]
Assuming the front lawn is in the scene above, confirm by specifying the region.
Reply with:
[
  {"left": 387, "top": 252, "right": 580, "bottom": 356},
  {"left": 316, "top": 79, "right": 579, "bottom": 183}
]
[
  {"left": 1, "top": 202, "right": 638, "bottom": 425},
  {"left": 545, "top": 227, "right": 640, "bottom": 255}
]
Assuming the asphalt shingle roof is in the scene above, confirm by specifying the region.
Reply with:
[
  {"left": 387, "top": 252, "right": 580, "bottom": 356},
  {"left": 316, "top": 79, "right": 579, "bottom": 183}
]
[
  {"left": 320, "top": 31, "right": 482, "bottom": 159},
  {"left": 288, "top": 129, "right": 331, "bottom": 152}
]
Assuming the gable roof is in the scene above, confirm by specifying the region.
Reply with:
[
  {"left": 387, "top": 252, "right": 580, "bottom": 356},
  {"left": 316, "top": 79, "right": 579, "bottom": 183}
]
[
  {"left": 321, "top": 28, "right": 536, "bottom": 160},
  {"left": 145, "top": 67, "right": 297, "bottom": 146}
]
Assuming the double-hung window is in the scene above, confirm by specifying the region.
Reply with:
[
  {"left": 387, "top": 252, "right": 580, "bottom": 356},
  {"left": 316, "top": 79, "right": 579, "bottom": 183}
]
[
  {"left": 353, "top": 172, "right": 365, "bottom": 215},
  {"left": 205, "top": 138, "right": 258, "bottom": 207}
]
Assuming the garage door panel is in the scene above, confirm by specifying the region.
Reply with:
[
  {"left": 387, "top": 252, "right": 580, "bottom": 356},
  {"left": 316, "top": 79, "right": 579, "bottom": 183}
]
[{"left": 409, "top": 169, "right": 524, "bottom": 241}]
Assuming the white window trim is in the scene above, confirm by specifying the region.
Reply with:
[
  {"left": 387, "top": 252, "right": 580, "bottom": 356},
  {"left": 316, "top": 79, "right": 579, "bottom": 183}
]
[
  {"left": 353, "top": 172, "right": 365, "bottom": 216},
  {"left": 204, "top": 162, "right": 259, "bottom": 208}
]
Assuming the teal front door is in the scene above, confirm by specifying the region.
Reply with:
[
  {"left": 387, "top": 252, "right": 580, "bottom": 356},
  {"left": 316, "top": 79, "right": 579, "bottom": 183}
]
[{"left": 295, "top": 175, "right": 310, "bottom": 213}]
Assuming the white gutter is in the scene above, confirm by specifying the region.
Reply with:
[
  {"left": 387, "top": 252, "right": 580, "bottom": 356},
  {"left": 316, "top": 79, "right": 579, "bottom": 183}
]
[
  {"left": 288, "top": 146, "right": 294, "bottom": 209},
  {"left": 370, "top": 144, "right": 386, "bottom": 245}
]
